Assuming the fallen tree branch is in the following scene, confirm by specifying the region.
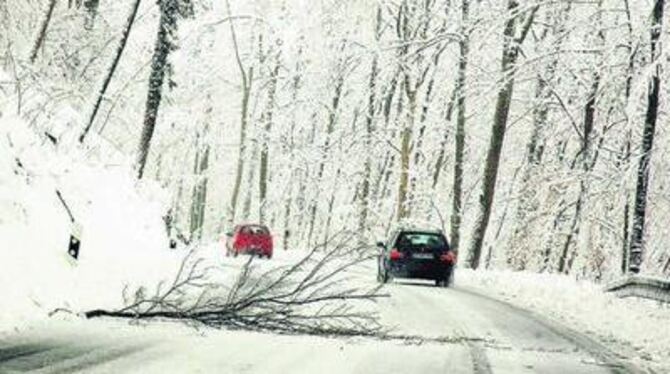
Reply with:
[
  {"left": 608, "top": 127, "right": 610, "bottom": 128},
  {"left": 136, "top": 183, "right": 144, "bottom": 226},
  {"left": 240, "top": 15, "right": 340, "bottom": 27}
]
[{"left": 85, "top": 233, "right": 388, "bottom": 337}]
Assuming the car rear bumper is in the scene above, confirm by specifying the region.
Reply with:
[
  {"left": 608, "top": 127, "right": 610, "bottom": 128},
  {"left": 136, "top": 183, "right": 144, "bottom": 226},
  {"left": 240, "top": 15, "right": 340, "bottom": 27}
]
[
  {"left": 388, "top": 260, "right": 452, "bottom": 280},
  {"left": 235, "top": 246, "right": 272, "bottom": 255}
]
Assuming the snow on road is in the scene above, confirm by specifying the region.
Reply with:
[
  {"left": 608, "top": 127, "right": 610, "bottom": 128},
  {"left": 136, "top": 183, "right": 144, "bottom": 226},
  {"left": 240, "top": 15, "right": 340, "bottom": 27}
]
[
  {"left": 457, "top": 269, "right": 670, "bottom": 373},
  {"left": 0, "top": 247, "right": 650, "bottom": 374}
]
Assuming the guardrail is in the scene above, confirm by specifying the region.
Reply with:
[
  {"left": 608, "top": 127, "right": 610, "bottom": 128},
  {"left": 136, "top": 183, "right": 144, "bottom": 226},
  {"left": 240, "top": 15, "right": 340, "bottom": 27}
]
[{"left": 605, "top": 276, "right": 670, "bottom": 303}]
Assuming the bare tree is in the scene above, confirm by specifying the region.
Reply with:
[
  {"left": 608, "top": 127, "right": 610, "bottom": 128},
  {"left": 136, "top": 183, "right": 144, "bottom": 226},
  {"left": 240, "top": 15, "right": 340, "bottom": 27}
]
[
  {"left": 467, "top": 1, "right": 539, "bottom": 269},
  {"left": 190, "top": 131, "right": 210, "bottom": 240},
  {"left": 509, "top": 3, "right": 571, "bottom": 270},
  {"left": 358, "top": 7, "right": 382, "bottom": 243},
  {"left": 136, "top": 0, "right": 193, "bottom": 179},
  {"left": 628, "top": 0, "right": 665, "bottom": 273},
  {"left": 227, "top": 0, "right": 254, "bottom": 226},
  {"left": 394, "top": 0, "right": 438, "bottom": 222},
  {"left": 259, "top": 43, "right": 280, "bottom": 224},
  {"left": 449, "top": 0, "right": 470, "bottom": 255},
  {"left": 306, "top": 50, "right": 347, "bottom": 247},
  {"left": 556, "top": 0, "right": 604, "bottom": 274},
  {"left": 29, "top": 0, "right": 58, "bottom": 63},
  {"left": 79, "top": 0, "right": 143, "bottom": 143}
]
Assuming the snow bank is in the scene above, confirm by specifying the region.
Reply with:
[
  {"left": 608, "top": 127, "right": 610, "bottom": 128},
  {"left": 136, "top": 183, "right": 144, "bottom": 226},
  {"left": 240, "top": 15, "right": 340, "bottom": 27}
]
[
  {"left": 458, "top": 269, "right": 670, "bottom": 372},
  {"left": 0, "top": 114, "right": 182, "bottom": 333}
]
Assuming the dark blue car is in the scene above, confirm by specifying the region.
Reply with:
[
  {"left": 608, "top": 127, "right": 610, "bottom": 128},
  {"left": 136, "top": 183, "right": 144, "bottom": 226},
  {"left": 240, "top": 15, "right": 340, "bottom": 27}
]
[{"left": 377, "top": 229, "right": 456, "bottom": 287}]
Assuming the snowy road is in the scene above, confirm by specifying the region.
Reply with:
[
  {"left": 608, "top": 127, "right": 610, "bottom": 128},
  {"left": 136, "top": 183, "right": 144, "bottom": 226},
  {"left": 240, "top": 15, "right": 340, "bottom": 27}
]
[{"left": 0, "top": 252, "right": 639, "bottom": 374}]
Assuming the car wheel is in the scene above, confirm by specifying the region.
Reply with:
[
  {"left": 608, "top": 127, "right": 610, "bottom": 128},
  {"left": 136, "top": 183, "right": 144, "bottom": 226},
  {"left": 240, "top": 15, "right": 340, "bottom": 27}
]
[
  {"left": 437, "top": 267, "right": 454, "bottom": 288},
  {"left": 381, "top": 267, "right": 391, "bottom": 284}
]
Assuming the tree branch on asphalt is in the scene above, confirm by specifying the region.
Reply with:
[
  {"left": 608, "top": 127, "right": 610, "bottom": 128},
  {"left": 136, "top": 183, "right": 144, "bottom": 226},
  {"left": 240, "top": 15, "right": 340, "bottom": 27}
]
[{"left": 84, "top": 233, "right": 388, "bottom": 337}]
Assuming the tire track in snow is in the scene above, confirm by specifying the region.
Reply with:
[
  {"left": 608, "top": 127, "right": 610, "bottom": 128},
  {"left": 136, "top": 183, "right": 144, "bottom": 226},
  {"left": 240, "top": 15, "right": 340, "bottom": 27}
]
[
  {"left": 0, "top": 336, "right": 148, "bottom": 374},
  {"left": 385, "top": 282, "right": 494, "bottom": 374},
  {"left": 462, "top": 337, "right": 493, "bottom": 374}
]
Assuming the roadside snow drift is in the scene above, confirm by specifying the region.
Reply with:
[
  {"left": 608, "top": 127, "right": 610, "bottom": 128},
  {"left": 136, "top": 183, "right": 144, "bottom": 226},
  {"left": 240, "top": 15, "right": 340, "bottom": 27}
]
[{"left": 0, "top": 115, "right": 181, "bottom": 332}]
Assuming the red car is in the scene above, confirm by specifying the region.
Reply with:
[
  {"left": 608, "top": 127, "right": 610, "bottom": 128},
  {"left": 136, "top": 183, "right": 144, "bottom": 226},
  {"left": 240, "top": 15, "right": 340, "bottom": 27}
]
[{"left": 225, "top": 224, "right": 274, "bottom": 259}]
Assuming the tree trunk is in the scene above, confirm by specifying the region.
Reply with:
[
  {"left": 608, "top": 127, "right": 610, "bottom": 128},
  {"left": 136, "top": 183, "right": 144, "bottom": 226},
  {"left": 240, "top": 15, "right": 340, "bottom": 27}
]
[
  {"left": 259, "top": 52, "right": 280, "bottom": 224},
  {"left": 628, "top": 0, "right": 665, "bottom": 273},
  {"left": 226, "top": 0, "right": 253, "bottom": 225},
  {"left": 431, "top": 86, "right": 456, "bottom": 189},
  {"left": 190, "top": 144, "right": 210, "bottom": 240},
  {"left": 467, "top": 1, "right": 538, "bottom": 269},
  {"left": 620, "top": 0, "right": 634, "bottom": 275},
  {"left": 396, "top": 88, "right": 416, "bottom": 222},
  {"left": 242, "top": 142, "right": 258, "bottom": 221},
  {"left": 557, "top": 66, "right": 601, "bottom": 274},
  {"left": 282, "top": 54, "right": 304, "bottom": 251},
  {"left": 80, "top": 0, "right": 142, "bottom": 143},
  {"left": 307, "top": 72, "right": 343, "bottom": 246},
  {"left": 359, "top": 53, "right": 378, "bottom": 240},
  {"left": 323, "top": 168, "right": 342, "bottom": 249},
  {"left": 136, "top": 1, "right": 178, "bottom": 179},
  {"left": 30, "top": 0, "right": 58, "bottom": 63},
  {"left": 449, "top": 0, "right": 469, "bottom": 255}
]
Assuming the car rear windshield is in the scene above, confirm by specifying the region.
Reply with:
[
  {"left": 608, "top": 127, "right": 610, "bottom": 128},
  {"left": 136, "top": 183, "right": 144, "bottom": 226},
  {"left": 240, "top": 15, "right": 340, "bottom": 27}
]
[
  {"left": 395, "top": 232, "right": 448, "bottom": 251},
  {"left": 240, "top": 225, "right": 270, "bottom": 235}
]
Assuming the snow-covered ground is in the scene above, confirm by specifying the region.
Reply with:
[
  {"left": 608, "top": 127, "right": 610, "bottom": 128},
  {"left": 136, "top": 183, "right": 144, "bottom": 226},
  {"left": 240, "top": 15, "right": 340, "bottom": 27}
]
[
  {"left": 458, "top": 269, "right": 670, "bottom": 373},
  {"left": 0, "top": 113, "right": 183, "bottom": 334}
]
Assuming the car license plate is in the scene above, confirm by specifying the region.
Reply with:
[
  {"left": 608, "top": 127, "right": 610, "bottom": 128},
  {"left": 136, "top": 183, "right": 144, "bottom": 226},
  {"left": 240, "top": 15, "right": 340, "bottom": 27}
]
[{"left": 412, "top": 253, "right": 433, "bottom": 260}]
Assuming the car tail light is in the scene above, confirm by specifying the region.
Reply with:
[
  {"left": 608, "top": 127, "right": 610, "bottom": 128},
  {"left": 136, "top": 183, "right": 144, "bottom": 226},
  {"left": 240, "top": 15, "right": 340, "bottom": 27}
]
[
  {"left": 389, "top": 248, "right": 404, "bottom": 261},
  {"left": 440, "top": 251, "right": 456, "bottom": 264}
]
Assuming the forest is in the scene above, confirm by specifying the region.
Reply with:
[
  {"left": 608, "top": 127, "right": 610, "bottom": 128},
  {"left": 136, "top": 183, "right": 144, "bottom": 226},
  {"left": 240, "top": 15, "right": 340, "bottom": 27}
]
[{"left": 1, "top": 0, "right": 668, "bottom": 281}]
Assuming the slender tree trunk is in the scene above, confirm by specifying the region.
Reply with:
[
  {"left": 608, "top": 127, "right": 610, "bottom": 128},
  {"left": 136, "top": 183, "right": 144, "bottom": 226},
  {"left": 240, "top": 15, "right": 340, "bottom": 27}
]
[
  {"left": 359, "top": 54, "right": 378, "bottom": 240},
  {"left": 226, "top": 0, "right": 253, "bottom": 225},
  {"left": 467, "top": 2, "right": 538, "bottom": 269},
  {"left": 396, "top": 88, "right": 416, "bottom": 222},
  {"left": 259, "top": 52, "right": 280, "bottom": 224},
  {"left": 30, "top": 0, "right": 58, "bottom": 63},
  {"left": 323, "top": 168, "right": 342, "bottom": 248},
  {"left": 242, "top": 142, "right": 258, "bottom": 221},
  {"left": 557, "top": 67, "right": 601, "bottom": 274},
  {"left": 307, "top": 73, "right": 343, "bottom": 246},
  {"left": 432, "top": 86, "right": 456, "bottom": 189},
  {"left": 190, "top": 144, "right": 210, "bottom": 240},
  {"left": 358, "top": 8, "right": 383, "bottom": 241},
  {"left": 408, "top": 66, "right": 437, "bottom": 207},
  {"left": 628, "top": 0, "right": 665, "bottom": 273},
  {"left": 449, "top": 0, "right": 469, "bottom": 254},
  {"left": 370, "top": 72, "right": 400, "bottom": 209},
  {"left": 229, "top": 72, "right": 252, "bottom": 222},
  {"left": 620, "top": 0, "right": 634, "bottom": 275},
  {"left": 80, "top": 0, "right": 142, "bottom": 143},
  {"left": 282, "top": 55, "right": 304, "bottom": 250},
  {"left": 136, "top": 2, "right": 178, "bottom": 179}
]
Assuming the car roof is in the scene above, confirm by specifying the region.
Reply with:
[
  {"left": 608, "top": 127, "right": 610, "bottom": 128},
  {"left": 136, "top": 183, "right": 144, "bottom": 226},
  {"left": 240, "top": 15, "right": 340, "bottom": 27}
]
[
  {"left": 394, "top": 227, "right": 444, "bottom": 235},
  {"left": 236, "top": 223, "right": 270, "bottom": 230}
]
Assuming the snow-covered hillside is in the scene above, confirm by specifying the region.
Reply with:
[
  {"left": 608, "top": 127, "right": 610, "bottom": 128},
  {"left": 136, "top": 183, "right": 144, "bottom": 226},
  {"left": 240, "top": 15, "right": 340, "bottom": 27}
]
[{"left": 0, "top": 112, "right": 182, "bottom": 332}]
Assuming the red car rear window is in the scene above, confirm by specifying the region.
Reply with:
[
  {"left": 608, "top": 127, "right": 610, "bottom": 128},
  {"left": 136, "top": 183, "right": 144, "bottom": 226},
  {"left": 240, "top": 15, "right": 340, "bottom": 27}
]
[{"left": 239, "top": 225, "right": 270, "bottom": 236}]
